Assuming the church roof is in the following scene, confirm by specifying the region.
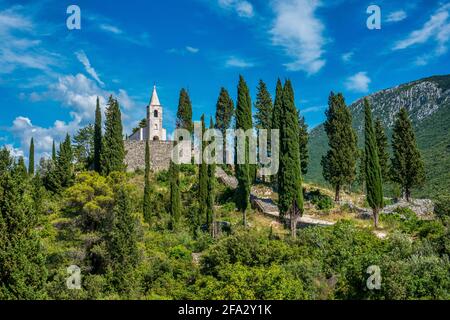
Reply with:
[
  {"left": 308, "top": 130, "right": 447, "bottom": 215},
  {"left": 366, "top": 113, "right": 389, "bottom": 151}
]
[{"left": 150, "top": 85, "right": 161, "bottom": 106}]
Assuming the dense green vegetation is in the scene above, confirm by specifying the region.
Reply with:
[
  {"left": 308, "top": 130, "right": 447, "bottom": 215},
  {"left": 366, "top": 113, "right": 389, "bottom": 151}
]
[{"left": 1, "top": 154, "right": 448, "bottom": 299}]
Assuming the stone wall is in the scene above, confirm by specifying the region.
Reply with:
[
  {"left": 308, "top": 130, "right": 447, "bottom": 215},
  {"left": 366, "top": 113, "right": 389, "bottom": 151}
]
[{"left": 124, "top": 140, "right": 174, "bottom": 172}]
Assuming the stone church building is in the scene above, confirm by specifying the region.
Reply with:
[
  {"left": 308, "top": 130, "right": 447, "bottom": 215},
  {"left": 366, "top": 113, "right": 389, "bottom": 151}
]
[{"left": 125, "top": 86, "right": 173, "bottom": 172}]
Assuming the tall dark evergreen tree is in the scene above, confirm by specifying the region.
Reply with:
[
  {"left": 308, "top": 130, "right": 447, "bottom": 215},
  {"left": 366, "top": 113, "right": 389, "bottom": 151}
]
[
  {"left": 169, "top": 160, "right": 181, "bottom": 230},
  {"left": 298, "top": 115, "right": 309, "bottom": 175},
  {"left": 101, "top": 96, "right": 125, "bottom": 175},
  {"left": 176, "top": 88, "right": 193, "bottom": 133},
  {"left": 0, "top": 154, "right": 47, "bottom": 299},
  {"left": 254, "top": 80, "right": 273, "bottom": 182},
  {"left": 56, "top": 134, "right": 74, "bottom": 189},
  {"left": 364, "top": 99, "right": 384, "bottom": 228},
  {"left": 254, "top": 80, "right": 273, "bottom": 130},
  {"left": 390, "top": 107, "right": 425, "bottom": 201},
  {"left": 52, "top": 140, "right": 56, "bottom": 161},
  {"left": 374, "top": 117, "right": 389, "bottom": 181},
  {"left": 234, "top": 75, "right": 253, "bottom": 227},
  {"left": 206, "top": 117, "right": 216, "bottom": 233},
  {"left": 94, "top": 96, "right": 103, "bottom": 173},
  {"left": 278, "top": 80, "right": 304, "bottom": 238},
  {"left": 198, "top": 114, "right": 208, "bottom": 228},
  {"left": 107, "top": 187, "right": 140, "bottom": 295},
  {"left": 321, "top": 92, "right": 358, "bottom": 201},
  {"left": 271, "top": 79, "right": 283, "bottom": 188},
  {"left": 215, "top": 87, "right": 234, "bottom": 164},
  {"left": 28, "top": 137, "right": 34, "bottom": 176},
  {"left": 143, "top": 140, "right": 152, "bottom": 222}
]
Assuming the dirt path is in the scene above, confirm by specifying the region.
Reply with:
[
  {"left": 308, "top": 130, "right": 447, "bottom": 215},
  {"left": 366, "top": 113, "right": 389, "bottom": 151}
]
[{"left": 215, "top": 167, "right": 335, "bottom": 227}]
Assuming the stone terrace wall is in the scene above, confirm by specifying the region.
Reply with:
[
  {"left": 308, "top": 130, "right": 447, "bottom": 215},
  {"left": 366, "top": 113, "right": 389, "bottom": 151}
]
[{"left": 124, "top": 140, "right": 174, "bottom": 172}]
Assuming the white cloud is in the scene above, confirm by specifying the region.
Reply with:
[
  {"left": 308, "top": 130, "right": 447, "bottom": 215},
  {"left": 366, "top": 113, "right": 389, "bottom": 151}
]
[
  {"left": 270, "top": 0, "right": 326, "bottom": 74},
  {"left": 218, "top": 0, "right": 254, "bottom": 18},
  {"left": 0, "top": 7, "right": 59, "bottom": 75},
  {"left": 225, "top": 56, "right": 255, "bottom": 68},
  {"left": 0, "top": 7, "right": 33, "bottom": 31},
  {"left": 345, "top": 72, "right": 371, "bottom": 93},
  {"left": 49, "top": 74, "right": 106, "bottom": 122},
  {"left": 5, "top": 144, "right": 25, "bottom": 159},
  {"left": 168, "top": 46, "right": 200, "bottom": 55},
  {"left": 235, "top": 1, "right": 254, "bottom": 18},
  {"left": 301, "top": 105, "right": 326, "bottom": 114},
  {"left": 341, "top": 51, "right": 354, "bottom": 63},
  {"left": 386, "top": 10, "right": 407, "bottom": 23},
  {"left": 393, "top": 3, "right": 450, "bottom": 55},
  {"left": 90, "top": 15, "right": 151, "bottom": 47},
  {"left": 0, "top": 7, "right": 142, "bottom": 163},
  {"left": 75, "top": 50, "right": 104, "bottom": 86},
  {"left": 8, "top": 115, "right": 81, "bottom": 162},
  {"left": 7, "top": 73, "right": 142, "bottom": 162},
  {"left": 99, "top": 23, "right": 124, "bottom": 35},
  {"left": 186, "top": 46, "right": 199, "bottom": 53}
]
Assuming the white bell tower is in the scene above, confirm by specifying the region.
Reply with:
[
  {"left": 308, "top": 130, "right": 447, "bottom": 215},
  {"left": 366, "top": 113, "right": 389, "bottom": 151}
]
[{"left": 147, "top": 85, "right": 166, "bottom": 141}]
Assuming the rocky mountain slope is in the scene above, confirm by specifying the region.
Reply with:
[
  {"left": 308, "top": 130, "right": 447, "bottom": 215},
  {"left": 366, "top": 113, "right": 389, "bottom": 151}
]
[{"left": 305, "top": 75, "right": 450, "bottom": 199}]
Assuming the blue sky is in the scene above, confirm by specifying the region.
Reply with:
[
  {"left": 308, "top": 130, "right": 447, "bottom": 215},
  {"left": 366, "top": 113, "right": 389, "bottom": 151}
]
[{"left": 1, "top": 0, "right": 450, "bottom": 160}]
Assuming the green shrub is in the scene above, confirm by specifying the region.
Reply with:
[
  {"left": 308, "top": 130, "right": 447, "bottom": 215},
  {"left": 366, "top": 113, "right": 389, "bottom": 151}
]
[
  {"left": 435, "top": 195, "right": 450, "bottom": 218},
  {"left": 306, "top": 189, "right": 334, "bottom": 210}
]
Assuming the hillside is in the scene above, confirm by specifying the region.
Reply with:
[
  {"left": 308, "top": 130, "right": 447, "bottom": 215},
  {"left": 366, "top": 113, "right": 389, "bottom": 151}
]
[{"left": 305, "top": 75, "right": 450, "bottom": 199}]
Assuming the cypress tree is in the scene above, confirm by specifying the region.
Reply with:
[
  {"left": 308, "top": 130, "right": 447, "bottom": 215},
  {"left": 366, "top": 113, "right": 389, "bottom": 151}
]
[
  {"left": 298, "top": 114, "right": 309, "bottom": 175},
  {"left": 52, "top": 140, "right": 56, "bottom": 161},
  {"left": 56, "top": 134, "right": 74, "bottom": 189},
  {"left": 0, "top": 156, "right": 47, "bottom": 299},
  {"left": 107, "top": 187, "right": 140, "bottom": 295},
  {"left": 364, "top": 99, "right": 384, "bottom": 228},
  {"left": 271, "top": 79, "right": 283, "bottom": 188},
  {"left": 28, "top": 137, "right": 34, "bottom": 176},
  {"left": 321, "top": 92, "right": 358, "bottom": 201},
  {"left": 176, "top": 88, "right": 193, "bottom": 134},
  {"left": 198, "top": 115, "right": 208, "bottom": 228},
  {"left": 390, "top": 107, "right": 425, "bottom": 201},
  {"left": 254, "top": 79, "right": 273, "bottom": 182},
  {"left": 101, "top": 96, "right": 125, "bottom": 175},
  {"left": 168, "top": 160, "right": 181, "bottom": 230},
  {"left": 254, "top": 80, "right": 273, "bottom": 131},
  {"left": 94, "top": 96, "right": 102, "bottom": 173},
  {"left": 143, "top": 140, "right": 152, "bottom": 222},
  {"left": 374, "top": 117, "right": 389, "bottom": 181},
  {"left": 235, "top": 75, "right": 253, "bottom": 227},
  {"left": 278, "top": 80, "right": 303, "bottom": 238},
  {"left": 215, "top": 87, "right": 234, "bottom": 164},
  {"left": 206, "top": 117, "right": 216, "bottom": 233}
]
